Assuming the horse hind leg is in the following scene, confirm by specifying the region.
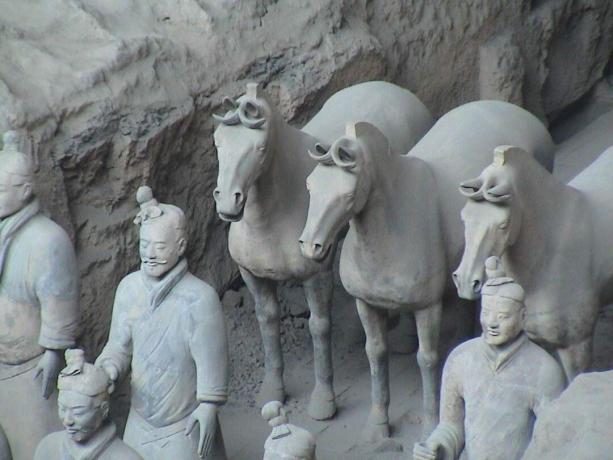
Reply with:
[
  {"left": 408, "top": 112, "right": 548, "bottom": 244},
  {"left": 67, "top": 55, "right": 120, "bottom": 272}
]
[
  {"left": 303, "top": 270, "right": 336, "bottom": 420},
  {"left": 239, "top": 266, "right": 285, "bottom": 406},
  {"left": 356, "top": 298, "right": 391, "bottom": 443},
  {"left": 414, "top": 301, "right": 443, "bottom": 436},
  {"left": 556, "top": 336, "right": 593, "bottom": 384}
]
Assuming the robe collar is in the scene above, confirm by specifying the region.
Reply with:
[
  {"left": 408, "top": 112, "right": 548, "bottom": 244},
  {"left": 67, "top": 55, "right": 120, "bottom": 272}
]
[
  {"left": 0, "top": 198, "right": 40, "bottom": 277},
  {"left": 62, "top": 421, "right": 116, "bottom": 460},
  {"left": 480, "top": 332, "right": 528, "bottom": 373},
  {"left": 140, "top": 257, "right": 188, "bottom": 310}
]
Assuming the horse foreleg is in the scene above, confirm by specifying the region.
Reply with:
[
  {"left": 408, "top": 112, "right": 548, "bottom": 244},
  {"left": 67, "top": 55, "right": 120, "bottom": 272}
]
[
  {"left": 414, "top": 301, "right": 443, "bottom": 436},
  {"left": 356, "top": 298, "right": 390, "bottom": 443},
  {"left": 303, "top": 270, "right": 336, "bottom": 420},
  {"left": 556, "top": 336, "right": 593, "bottom": 384},
  {"left": 240, "top": 266, "right": 285, "bottom": 406}
]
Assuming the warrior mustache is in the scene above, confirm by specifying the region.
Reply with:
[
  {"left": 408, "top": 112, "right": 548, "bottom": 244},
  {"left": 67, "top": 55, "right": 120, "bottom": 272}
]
[{"left": 141, "top": 258, "right": 169, "bottom": 265}]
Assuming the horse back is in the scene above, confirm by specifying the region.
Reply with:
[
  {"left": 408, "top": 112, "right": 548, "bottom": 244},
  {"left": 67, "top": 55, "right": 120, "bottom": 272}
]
[
  {"left": 569, "top": 146, "right": 613, "bottom": 300},
  {"left": 409, "top": 100, "right": 555, "bottom": 264},
  {"left": 302, "top": 81, "right": 433, "bottom": 154}
]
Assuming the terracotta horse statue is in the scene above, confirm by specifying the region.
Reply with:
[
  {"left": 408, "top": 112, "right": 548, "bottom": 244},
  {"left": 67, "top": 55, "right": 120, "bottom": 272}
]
[
  {"left": 454, "top": 145, "right": 613, "bottom": 381},
  {"left": 299, "top": 100, "right": 554, "bottom": 440},
  {"left": 213, "top": 81, "right": 433, "bottom": 420}
]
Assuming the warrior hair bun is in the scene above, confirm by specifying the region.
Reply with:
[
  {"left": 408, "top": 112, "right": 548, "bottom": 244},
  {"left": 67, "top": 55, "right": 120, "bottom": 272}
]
[{"left": 136, "top": 185, "right": 154, "bottom": 205}]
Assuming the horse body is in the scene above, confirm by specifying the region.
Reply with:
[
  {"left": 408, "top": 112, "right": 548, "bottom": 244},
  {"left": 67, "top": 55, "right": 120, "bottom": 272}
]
[
  {"left": 339, "top": 154, "right": 446, "bottom": 310},
  {"left": 214, "top": 81, "right": 433, "bottom": 420},
  {"left": 455, "top": 145, "right": 613, "bottom": 379},
  {"left": 300, "top": 101, "right": 554, "bottom": 441}
]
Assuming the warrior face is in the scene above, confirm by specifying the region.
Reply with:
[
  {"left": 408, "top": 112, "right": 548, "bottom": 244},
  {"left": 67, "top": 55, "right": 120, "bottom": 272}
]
[
  {"left": 0, "top": 168, "right": 32, "bottom": 219},
  {"left": 480, "top": 295, "right": 525, "bottom": 347},
  {"left": 139, "top": 218, "right": 186, "bottom": 278},
  {"left": 58, "top": 390, "right": 109, "bottom": 443}
]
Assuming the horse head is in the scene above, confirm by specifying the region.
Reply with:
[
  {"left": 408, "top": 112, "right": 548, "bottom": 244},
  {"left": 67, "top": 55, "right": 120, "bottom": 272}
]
[
  {"left": 213, "top": 82, "right": 274, "bottom": 222},
  {"left": 299, "top": 121, "right": 388, "bottom": 261},
  {"left": 453, "top": 145, "right": 524, "bottom": 300}
]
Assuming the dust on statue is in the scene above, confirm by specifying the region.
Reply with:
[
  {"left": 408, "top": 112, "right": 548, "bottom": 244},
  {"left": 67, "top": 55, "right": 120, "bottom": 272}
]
[
  {"left": 96, "top": 186, "right": 229, "bottom": 459},
  {"left": 0, "top": 131, "right": 80, "bottom": 460},
  {"left": 35, "top": 349, "right": 142, "bottom": 460}
]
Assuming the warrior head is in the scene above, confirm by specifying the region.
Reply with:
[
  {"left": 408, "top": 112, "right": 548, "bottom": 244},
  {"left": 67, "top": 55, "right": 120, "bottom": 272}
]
[
  {"left": 134, "top": 186, "right": 187, "bottom": 278},
  {"left": 57, "top": 349, "right": 112, "bottom": 443},
  {"left": 480, "top": 257, "right": 526, "bottom": 347},
  {"left": 0, "top": 131, "right": 35, "bottom": 218}
]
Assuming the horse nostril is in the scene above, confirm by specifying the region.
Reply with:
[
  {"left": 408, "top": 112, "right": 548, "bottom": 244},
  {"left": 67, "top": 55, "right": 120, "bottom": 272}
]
[
  {"left": 472, "top": 279, "right": 482, "bottom": 293},
  {"left": 298, "top": 240, "right": 304, "bottom": 247},
  {"left": 213, "top": 189, "right": 221, "bottom": 199},
  {"left": 452, "top": 272, "right": 459, "bottom": 287},
  {"left": 314, "top": 243, "right": 322, "bottom": 251},
  {"left": 233, "top": 191, "right": 243, "bottom": 204}
]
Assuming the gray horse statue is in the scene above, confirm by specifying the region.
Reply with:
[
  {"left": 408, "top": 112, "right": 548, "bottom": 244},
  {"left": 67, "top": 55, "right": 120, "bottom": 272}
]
[
  {"left": 299, "top": 100, "right": 554, "bottom": 440},
  {"left": 213, "top": 81, "right": 433, "bottom": 420},
  {"left": 454, "top": 145, "right": 613, "bottom": 381}
]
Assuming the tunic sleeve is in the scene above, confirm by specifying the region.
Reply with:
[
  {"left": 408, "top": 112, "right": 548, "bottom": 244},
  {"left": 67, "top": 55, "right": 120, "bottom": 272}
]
[
  {"left": 189, "top": 287, "right": 229, "bottom": 404},
  {"left": 532, "top": 355, "right": 565, "bottom": 417},
  {"left": 34, "top": 229, "right": 80, "bottom": 350},
  {"left": 95, "top": 279, "right": 133, "bottom": 381},
  {"left": 427, "top": 349, "right": 466, "bottom": 460}
]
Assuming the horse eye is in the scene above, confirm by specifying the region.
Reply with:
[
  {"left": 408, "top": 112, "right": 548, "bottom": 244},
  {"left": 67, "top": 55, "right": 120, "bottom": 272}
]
[{"left": 499, "top": 221, "right": 509, "bottom": 230}]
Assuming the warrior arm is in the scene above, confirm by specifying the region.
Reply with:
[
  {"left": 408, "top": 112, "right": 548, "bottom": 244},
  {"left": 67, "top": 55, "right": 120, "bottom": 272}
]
[
  {"left": 95, "top": 280, "right": 133, "bottom": 381},
  {"left": 426, "top": 350, "right": 465, "bottom": 460},
  {"left": 189, "top": 287, "right": 229, "bottom": 404},
  {"left": 35, "top": 231, "right": 80, "bottom": 350},
  {"left": 532, "top": 357, "right": 565, "bottom": 417}
]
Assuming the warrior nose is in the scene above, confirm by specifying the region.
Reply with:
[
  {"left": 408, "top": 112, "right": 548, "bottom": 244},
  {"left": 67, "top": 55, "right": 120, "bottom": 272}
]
[{"left": 299, "top": 240, "right": 325, "bottom": 259}]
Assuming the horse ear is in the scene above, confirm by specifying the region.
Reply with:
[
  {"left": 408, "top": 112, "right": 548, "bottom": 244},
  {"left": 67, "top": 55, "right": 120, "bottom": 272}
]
[
  {"left": 493, "top": 145, "right": 527, "bottom": 166},
  {"left": 246, "top": 82, "right": 262, "bottom": 99},
  {"left": 459, "top": 177, "right": 484, "bottom": 200},
  {"left": 346, "top": 121, "right": 391, "bottom": 157},
  {"left": 484, "top": 181, "right": 512, "bottom": 202}
]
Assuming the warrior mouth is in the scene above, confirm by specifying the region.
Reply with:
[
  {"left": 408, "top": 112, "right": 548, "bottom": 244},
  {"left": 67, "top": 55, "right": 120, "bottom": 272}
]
[
  {"left": 143, "top": 260, "right": 168, "bottom": 266},
  {"left": 218, "top": 208, "right": 244, "bottom": 222},
  {"left": 487, "top": 330, "right": 500, "bottom": 336}
]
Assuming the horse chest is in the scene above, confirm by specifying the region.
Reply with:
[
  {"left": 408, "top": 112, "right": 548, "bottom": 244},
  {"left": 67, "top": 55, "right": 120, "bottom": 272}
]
[
  {"left": 228, "top": 222, "right": 321, "bottom": 281},
  {"left": 339, "top": 246, "right": 440, "bottom": 309}
]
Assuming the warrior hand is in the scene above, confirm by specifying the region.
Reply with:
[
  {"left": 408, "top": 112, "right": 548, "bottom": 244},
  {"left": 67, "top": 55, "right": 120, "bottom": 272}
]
[
  {"left": 33, "top": 349, "right": 62, "bottom": 399},
  {"left": 185, "top": 403, "right": 218, "bottom": 458},
  {"left": 413, "top": 440, "right": 440, "bottom": 460}
]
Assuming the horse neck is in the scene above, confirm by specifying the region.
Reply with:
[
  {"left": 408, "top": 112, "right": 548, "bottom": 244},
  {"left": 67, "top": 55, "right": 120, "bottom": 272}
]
[
  {"left": 351, "top": 155, "right": 431, "bottom": 250},
  {"left": 505, "top": 159, "right": 572, "bottom": 281},
  {"left": 243, "top": 120, "right": 316, "bottom": 225}
]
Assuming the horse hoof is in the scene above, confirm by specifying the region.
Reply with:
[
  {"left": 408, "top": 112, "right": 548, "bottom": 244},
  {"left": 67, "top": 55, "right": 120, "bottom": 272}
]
[
  {"left": 308, "top": 389, "right": 337, "bottom": 420},
  {"left": 361, "top": 421, "right": 390, "bottom": 444},
  {"left": 256, "top": 376, "right": 286, "bottom": 407}
]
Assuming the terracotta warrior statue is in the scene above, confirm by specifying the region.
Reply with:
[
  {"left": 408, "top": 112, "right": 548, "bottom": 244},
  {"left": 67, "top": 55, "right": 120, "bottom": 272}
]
[
  {"left": 0, "top": 131, "right": 80, "bottom": 459},
  {"left": 34, "top": 349, "right": 142, "bottom": 459},
  {"left": 262, "top": 401, "right": 316, "bottom": 460},
  {"left": 413, "top": 258, "right": 565, "bottom": 460},
  {"left": 96, "top": 186, "right": 229, "bottom": 459}
]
